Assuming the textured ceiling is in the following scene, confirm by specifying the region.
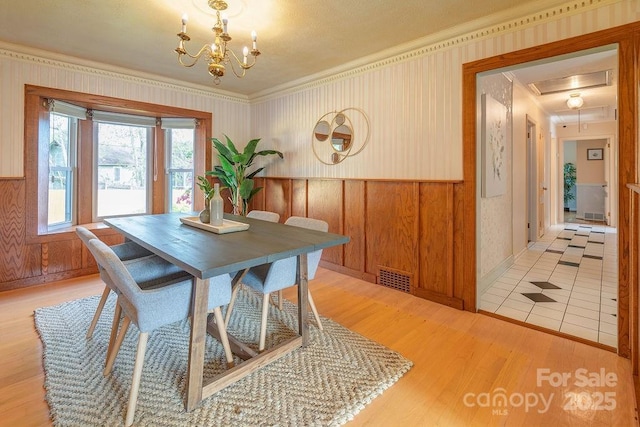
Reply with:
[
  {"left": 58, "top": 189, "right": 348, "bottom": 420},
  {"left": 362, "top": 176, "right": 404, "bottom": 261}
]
[
  {"left": 0, "top": 0, "right": 618, "bottom": 123},
  {"left": 0, "top": 0, "right": 574, "bottom": 97}
]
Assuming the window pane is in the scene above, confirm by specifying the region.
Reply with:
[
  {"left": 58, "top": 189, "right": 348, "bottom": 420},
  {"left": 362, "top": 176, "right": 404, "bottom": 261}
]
[
  {"left": 167, "top": 128, "right": 194, "bottom": 213},
  {"left": 169, "top": 129, "right": 194, "bottom": 169},
  {"left": 170, "top": 171, "right": 193, "bottom": 213},
  {"left": 97, "top": 123, "right": 149, "bottom": 217},
  {"left": 48, "top": 114, "right": 73, "bottom": 226}
]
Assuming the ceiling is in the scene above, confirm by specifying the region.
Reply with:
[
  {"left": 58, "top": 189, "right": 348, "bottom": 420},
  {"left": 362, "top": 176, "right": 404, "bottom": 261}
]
[
  {"left": 1, "top": 0, "right": 576, "bottom": 96},
  {"left": 0, "top": 0, "right": 617, "bottom": 123},
  {"left": 506, "top": 46, "right": 618, "bottom": 125}
]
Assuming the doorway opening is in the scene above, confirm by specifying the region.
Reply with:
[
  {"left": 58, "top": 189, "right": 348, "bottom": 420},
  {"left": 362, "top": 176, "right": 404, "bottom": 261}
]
[{"left": 476, "top": 45, "right": 619, "bottom": 349}]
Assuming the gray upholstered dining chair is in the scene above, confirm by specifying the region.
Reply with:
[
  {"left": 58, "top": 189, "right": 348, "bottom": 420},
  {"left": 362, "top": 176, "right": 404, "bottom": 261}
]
[
  {"left": 228, "top": 216, "right": 327, "bottom": 351},
  {"left": 246, "top": 209, "right": 280, "bottom": 222},
  {"left": 76, "top": 227, "right": 190, "bottom": 340},
  {"left": 224, "top": 209, "right": 281, "bottom": 325},
  {"left": 87, "top": 238, "right": 234, "bottom": 427}
]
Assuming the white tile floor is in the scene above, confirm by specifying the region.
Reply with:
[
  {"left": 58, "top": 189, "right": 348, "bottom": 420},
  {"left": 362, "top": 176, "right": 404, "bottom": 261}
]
[{"left": 480, "top": 223, "right": 618, "bottom": 348}]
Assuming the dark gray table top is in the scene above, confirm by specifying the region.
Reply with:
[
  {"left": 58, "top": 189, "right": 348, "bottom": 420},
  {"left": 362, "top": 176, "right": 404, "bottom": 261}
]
[{"left": 104, "top": 213, "right": 349, "bottom": 280}]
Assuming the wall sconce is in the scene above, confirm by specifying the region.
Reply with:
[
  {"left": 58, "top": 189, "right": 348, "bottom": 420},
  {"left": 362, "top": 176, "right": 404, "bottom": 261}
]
[{"left": 566, "top": 93, "right": 584, "bottom": 109}]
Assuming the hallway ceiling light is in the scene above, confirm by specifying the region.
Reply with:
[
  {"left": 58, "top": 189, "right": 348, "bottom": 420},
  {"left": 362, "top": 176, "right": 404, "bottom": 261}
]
[
  {"left": 528, "top": 70, "right": 612, "bottom": 96},
  {"left": 566, "top": 94, "right": 584, "bottom": 109}
]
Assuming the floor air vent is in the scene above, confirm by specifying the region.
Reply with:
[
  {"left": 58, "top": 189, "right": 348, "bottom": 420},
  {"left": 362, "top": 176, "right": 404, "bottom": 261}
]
[{"left": 378, "top": 267, "right": 411, "bottom": 293}]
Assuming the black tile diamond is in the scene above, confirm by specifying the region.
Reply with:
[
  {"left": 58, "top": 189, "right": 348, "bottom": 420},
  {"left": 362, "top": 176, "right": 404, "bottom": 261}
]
[
  {"left": 592, "top": 231, "right": 605, "bottom": 234},
  {"left": 530, "top": 281, "right": 562, "bottom": 290},
  {"left": 587, "top": 241, "right": 604, "bottom": 244},
  {"left": 546, "top": 249, "right": 564, "bottom": 254},
  {"left": 575, "top": 233, "right": 590, "bottom": 237},
  {"left": 582, "top": 254, "right": 603, "bottom": 260},
  {"left": 557, "top": 237, "right": 572, "bottom": 241},
  {"left": 522, "top": 293, "right": 557, "bottom": 303},
  {"left": 568, "top": 244, "right": 586, "bottom": 248}
]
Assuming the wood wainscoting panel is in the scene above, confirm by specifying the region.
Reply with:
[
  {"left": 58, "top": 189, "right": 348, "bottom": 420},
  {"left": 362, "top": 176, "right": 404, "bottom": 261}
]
[
  {"left": 308, "top": 180, "right": 343, "bottom": 265},
  {"left": 416, "top": 182, "right": 463, "bottom": 309},
  {"left": 343, "top": 180, "right": 365, "bottom": 273},
  {"left": 42, "top": 239, "right": 83, "bottom": 275},
  {"left": 291, "top": 179, "right": 307, "bottom": 218},
  {"left": 263, "top": 178, "right": 292, "bottom": 220},
  {"left": 0, "top": 179, "right": 41, "bottom": 284},
  {"left": 365, "top": 181, "right": 419, "bottom": 278}
]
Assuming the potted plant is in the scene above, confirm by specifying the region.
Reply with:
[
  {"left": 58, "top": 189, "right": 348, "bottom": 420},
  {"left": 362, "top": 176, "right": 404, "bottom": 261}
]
[
  {"left": 195, "top": 175, "right": 214, "bottom": 222},
  {"left": 206, "top": 135, "right": 283, "bottom": 216},
  {"left": 563, "top": 162, "right": 576, "bottom": 209}
]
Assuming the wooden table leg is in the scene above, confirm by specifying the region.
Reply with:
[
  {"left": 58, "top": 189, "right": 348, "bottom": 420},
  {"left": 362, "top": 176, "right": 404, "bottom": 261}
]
[
  {"left": 185, "top": 277, "right": 209, "bottom": 411},
  {"left": 297, "top": 253, "right": 309, "bottom": 346}
]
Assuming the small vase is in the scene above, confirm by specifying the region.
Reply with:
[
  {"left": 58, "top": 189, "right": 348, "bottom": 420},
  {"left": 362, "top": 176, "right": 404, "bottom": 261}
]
[
  {"left": 199, "top": 206, "right": 210, "bottom": 223},
  {"left": 210, "top": 184, "right": 224, "bottom": 226}
]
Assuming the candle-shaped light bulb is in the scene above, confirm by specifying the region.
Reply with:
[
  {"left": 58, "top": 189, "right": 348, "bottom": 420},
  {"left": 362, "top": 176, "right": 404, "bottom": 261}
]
[
  {"left": 222, "top": 14, "right": 228, "bottom": 33},
  {"left": 242, "top": 46, "right": 249, "bottom": 65},
  {"left": 211, "top": 43, "right": 217, "bottom": 53},
  {"left": 181, "top": 14, "right": 188, "bottom": 33},
  {"left": 251, "top": 30, "right": 257, "bottom": 50}
]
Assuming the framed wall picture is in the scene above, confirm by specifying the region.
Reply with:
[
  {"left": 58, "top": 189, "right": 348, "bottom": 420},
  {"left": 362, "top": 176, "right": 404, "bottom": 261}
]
[
  {"left": 481, "top": 94, "right": 507, "bottom": 198},
  {"left": 587, "top": 148, "right": 603, "bottom": 160}
]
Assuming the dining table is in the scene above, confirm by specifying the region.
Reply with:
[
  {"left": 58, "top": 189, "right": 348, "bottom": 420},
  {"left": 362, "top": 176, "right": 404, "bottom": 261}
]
[{"left": 104, "top": 212, "right": 350, "bottom": 411}]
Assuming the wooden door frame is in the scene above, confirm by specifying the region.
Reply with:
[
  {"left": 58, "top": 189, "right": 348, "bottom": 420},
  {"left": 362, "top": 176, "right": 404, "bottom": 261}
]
[{"left": 462, "top": 23, "right": 638, "bottom": 357}]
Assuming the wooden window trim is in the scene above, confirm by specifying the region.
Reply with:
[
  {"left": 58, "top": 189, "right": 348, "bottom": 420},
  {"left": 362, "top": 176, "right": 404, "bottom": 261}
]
[{"left": 24, "top": 85, "right": 212, "bottom": 244}]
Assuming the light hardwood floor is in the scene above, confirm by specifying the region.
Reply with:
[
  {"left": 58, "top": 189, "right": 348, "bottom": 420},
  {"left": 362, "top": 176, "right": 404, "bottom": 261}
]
[{"left": 0, "top": 268, "right": 637, "bottom": 426}]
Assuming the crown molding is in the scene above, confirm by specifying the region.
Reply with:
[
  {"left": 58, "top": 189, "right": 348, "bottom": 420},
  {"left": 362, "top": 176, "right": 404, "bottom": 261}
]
[
  {"left": 0, "top": 41, "right": 249, "bottom": 105},
  {"left": 249, "top": 0, "right": 620, "bottom": 103}
]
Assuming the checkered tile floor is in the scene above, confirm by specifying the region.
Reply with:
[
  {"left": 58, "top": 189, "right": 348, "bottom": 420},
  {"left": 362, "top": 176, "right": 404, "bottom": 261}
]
[{"left": 480, "top": 223, "right": 617, "bottom": 347}]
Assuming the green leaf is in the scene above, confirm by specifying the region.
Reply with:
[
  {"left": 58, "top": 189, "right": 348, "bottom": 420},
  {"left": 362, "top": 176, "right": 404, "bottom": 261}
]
[
  {"left": 246, "top": 167, "right": 264, "bottom": 179},
  {"left": 239, "top": 178, "right": 254, "bottom": 200},
  {"left": 224, "top": 135, "right": 240, "bottom": 156},
  {"left": 212, "top": 138, "right": 233, "bottom": 163}
]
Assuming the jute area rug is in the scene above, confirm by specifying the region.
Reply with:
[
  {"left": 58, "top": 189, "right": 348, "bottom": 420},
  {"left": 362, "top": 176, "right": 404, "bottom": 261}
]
[{"left": 35, "top": 286, "right": 412, "bottom": 426}]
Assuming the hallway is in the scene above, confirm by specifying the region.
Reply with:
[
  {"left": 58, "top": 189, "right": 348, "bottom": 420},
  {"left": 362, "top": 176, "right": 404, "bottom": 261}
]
[{"left": 479, "top": 223, "right": 617, "bottom": 348}]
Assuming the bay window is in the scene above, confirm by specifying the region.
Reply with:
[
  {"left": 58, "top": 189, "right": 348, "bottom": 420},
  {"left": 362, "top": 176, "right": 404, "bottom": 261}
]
[{"left": 25, "top": 86, "right": 211, "bottom": 240}]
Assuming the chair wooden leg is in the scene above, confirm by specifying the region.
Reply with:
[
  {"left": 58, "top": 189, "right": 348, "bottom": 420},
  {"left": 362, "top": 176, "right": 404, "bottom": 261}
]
[
  {"left": 104, "top": 316, "right": 131, "bottom": 376},
  {"left": 224, "top": 283, "right": 241, "bottom": 326},
  {"left": 125, "top": 332, "right": 148, "bottom": 427},
  {"left": 307, "top": 290, "right": 323, "bottom": 331},
  {"left": 86, "top": 286, "right": 110, "bottom": 339},
  {"left": 212, "top": 307, "right": 234, "bottom": 368},
  {"left": 259, "top": 293, "right": 270, "bottom": 352},
  {"left": 277, "top": 290, "right": 283, "bottom": 310},
  {"left": 105, "top": 301, "right": 123, "bottom": 366}
]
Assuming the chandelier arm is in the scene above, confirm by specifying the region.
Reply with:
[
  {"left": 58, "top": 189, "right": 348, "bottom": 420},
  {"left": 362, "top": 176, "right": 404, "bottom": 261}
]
[
  {"left": 176, "top": 44, "right": 212, "bottom": 67},
  {"left": 225, "top": 50, "right": 248, "bottom": 78}
]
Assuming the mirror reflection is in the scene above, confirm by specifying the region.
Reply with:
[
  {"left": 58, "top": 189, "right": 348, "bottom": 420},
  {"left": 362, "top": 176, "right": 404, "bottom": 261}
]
[
  {"left": 331, "top": 124, "right": 352, "bottom": 151},
  {"left": 314, "top": 120, "right": 331, "bottom": 141}
]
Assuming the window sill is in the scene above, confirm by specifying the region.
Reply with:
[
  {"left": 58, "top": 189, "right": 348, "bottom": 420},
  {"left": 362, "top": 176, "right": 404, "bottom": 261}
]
[{"left": 25, "top": 222, "right": 122, "bottom": 244}]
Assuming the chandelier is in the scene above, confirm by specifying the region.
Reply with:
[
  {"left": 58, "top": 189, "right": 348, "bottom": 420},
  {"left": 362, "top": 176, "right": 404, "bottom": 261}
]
[{"left": 175, "top": 0, "right": 260, "bottom": 85}]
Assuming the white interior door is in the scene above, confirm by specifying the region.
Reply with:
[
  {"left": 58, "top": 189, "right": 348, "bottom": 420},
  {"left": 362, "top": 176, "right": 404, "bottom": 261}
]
[{"left": 537, "top": 131, "right": 546, "bottom": 238}]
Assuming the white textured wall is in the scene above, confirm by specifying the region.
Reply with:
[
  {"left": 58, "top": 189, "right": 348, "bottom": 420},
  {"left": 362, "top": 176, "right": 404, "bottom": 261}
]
[
  {"left": 0, "top": 48, "right": 251, "bottom": 177},
  {"left": 478, "top": 74, "right": 513, "bottom": 279},
  {"left": 250, "top": 0, "right": 640, "bottom": 180}
]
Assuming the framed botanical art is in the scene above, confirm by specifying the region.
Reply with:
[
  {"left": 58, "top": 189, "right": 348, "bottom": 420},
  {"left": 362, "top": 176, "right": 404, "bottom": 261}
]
[{"left": 481, "top": 94, "right": 507, "bottom": 198}]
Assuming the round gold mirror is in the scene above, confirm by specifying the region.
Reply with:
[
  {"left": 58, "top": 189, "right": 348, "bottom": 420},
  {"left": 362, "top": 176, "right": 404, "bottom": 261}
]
[
  {"left": 331, "top": 124, "right": 352, "bottom": 152},
  {"left": 313, "top": 120, "right": 331, "bottom": 141},
  {"left": 311, "top": 108, "right": 369, "bottom": 165}
]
